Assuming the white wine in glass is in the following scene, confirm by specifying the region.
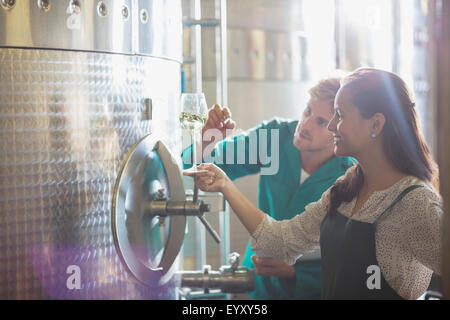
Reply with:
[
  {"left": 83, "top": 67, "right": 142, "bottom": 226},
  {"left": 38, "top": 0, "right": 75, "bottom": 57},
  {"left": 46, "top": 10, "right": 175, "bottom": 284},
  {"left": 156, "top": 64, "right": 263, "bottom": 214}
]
[
  {"left": 179, "top": 111, "right": 207, "bottom": 132},
  {"left": 179, "top": 93, "right": 208, "bottom": 171}
]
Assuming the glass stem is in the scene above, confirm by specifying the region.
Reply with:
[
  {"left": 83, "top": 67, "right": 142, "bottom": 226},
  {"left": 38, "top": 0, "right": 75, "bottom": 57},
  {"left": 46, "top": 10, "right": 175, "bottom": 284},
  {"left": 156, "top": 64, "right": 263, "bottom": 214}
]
[
  {"left": 191, "top": 129, "right": 198, "bottom": 167},
  {"left": 191, "top": 130, "right": 199, "bottom": 202}
]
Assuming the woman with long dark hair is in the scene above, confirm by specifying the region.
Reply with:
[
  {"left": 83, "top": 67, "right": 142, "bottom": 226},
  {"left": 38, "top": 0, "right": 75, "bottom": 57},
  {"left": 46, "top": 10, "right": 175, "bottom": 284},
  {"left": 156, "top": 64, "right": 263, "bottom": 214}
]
[{"left": 185, "top": 68, "right": 443, "bottom": 299}]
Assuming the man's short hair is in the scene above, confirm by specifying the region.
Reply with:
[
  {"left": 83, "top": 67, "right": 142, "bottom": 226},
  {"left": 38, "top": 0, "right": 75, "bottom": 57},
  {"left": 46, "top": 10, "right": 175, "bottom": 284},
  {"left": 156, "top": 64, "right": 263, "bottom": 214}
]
[
  {"left": 309, "top": 71, "right": 348, "bottom": 107},
  {"left": 309, "top": 77, "right": 341, "bottom": 104}
]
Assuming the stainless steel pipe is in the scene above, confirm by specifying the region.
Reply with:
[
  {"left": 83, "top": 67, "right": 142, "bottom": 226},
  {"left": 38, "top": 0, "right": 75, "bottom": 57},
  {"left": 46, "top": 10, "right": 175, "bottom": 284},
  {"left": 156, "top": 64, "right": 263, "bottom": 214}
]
[{"left": 176, "top": 253, "right": 255, "bottom": 294}]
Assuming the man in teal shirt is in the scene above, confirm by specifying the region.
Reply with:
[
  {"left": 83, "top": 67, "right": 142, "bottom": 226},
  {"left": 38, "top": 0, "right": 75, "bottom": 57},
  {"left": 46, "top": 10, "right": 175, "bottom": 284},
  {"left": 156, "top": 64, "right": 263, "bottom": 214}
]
[{"left": 181, "top": 77, "right": 354, "bottom": 299}]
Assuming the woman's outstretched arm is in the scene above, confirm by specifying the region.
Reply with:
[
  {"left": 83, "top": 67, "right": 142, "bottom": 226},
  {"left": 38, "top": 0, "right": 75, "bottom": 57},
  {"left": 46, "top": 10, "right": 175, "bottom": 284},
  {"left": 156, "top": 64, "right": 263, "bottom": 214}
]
[{"left": 184, "top": 163, "right": 327, "bottom": 264}]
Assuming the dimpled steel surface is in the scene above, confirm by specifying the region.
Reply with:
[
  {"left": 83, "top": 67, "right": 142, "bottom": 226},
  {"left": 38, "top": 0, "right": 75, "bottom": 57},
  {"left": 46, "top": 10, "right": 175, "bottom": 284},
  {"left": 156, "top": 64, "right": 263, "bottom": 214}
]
[{"left": 0, "top": 48, "right": 182, "bottom": 299}]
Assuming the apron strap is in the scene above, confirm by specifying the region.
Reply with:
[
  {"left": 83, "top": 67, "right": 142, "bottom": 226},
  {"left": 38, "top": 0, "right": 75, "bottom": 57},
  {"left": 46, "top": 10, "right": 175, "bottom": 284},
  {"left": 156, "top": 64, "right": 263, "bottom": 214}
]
[{"left": 374, "top": 185, "right": 424, "bottom": 224}]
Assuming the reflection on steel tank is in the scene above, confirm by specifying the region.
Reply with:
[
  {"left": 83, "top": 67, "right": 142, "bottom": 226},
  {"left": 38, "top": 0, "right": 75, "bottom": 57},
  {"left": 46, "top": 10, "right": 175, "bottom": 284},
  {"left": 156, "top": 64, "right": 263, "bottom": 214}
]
[{"left": 0, "top": 0, "right": 182, "bottom": 299}]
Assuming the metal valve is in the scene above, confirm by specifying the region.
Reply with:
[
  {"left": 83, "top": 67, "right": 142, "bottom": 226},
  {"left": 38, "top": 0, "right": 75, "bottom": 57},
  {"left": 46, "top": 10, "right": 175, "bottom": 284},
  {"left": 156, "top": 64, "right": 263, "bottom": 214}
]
[
  {"left": 228, "top": 252, "right": 240, "bottom": 270},
  {"left": 143, "top": 187, "right": 221, "bottom": 244},
  {"left": 177, "top": 252, "right": 255, "bottom": 294}
]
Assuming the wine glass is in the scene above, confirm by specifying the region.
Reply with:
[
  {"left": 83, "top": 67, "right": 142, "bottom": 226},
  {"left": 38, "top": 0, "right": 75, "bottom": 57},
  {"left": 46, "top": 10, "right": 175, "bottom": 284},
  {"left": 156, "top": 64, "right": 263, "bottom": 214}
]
[{"left": 179, "top": 93, "right": 208, "bottom": 173}]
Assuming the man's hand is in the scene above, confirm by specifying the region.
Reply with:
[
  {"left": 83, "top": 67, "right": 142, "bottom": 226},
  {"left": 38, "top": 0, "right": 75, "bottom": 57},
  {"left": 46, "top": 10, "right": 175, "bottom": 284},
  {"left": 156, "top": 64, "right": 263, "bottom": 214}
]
[
  {"left": 251, "top": 255, "right": 296, "bottom": 279},
  {"left": 202, "top": 104, "right": 236, "bottom": 139}
]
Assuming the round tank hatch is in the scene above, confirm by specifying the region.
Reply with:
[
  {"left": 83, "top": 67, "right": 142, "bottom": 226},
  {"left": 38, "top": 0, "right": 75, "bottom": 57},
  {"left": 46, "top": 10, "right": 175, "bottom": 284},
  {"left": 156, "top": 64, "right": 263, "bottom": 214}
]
[{"left": 112, "top": 134, "right": 186, "bottom": 287}]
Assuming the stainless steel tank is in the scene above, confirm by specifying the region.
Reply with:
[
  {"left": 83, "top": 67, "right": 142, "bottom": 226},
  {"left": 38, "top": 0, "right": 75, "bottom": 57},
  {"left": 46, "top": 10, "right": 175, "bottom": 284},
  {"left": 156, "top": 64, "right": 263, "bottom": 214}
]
[{"left": 0, "top": 0, "right": 183, "bottom": 299}]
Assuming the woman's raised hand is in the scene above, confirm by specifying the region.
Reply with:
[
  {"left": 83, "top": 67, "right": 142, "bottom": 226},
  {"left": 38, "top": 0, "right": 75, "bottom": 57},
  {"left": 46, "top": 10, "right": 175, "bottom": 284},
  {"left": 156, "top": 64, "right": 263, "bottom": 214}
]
[{"left": 183, "top": 163, "right": 229, "bottom": 193}]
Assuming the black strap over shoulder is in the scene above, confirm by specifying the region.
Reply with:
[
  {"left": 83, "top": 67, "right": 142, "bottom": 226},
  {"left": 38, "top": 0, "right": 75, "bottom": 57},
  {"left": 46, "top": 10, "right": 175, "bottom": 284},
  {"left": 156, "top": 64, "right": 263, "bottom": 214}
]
[{"left": 374, "top": 185, "right": 424, "bottom": 224}]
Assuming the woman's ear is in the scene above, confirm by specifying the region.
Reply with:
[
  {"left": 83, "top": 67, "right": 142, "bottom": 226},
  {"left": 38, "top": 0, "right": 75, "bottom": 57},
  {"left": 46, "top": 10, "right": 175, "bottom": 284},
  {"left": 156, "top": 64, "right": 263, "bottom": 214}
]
[{"left": 371, "top": 113, "right": 386, "bottom": 137}]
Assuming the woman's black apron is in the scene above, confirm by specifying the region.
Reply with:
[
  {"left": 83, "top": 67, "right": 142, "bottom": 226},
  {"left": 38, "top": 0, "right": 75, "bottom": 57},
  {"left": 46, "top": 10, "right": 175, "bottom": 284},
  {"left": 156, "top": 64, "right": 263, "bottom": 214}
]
[{"left": 319, "top": 185, "right": 423, "bottom": 299}]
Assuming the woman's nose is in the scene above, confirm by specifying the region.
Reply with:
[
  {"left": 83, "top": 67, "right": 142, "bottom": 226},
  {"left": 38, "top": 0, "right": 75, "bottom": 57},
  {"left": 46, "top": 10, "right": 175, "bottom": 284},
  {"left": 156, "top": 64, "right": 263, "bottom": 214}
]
[{"left": 327, "top": 116, "right": 337, "bottom": 132}]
